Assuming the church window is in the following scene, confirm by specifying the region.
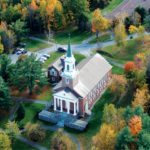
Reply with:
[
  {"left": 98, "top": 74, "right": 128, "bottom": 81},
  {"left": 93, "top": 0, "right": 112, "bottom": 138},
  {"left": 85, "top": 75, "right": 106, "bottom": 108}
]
[
  {"left": 67, "top": 65, "right": 69, "bottom": 71},
  {"left": 66, "top": 78, "right": 69, "bottom": 84}
]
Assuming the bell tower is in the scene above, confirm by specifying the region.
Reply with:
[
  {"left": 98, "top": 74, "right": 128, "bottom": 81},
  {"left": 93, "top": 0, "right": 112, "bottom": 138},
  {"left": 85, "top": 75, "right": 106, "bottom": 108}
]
[{"left": 61, "top": 35, "right": 79, "bottom": 88}]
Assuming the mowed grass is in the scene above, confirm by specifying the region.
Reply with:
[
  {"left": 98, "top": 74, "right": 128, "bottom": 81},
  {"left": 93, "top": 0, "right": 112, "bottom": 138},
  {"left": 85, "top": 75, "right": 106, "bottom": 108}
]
[
  {"left": 18, "top": 103, "right": 45, "bottom": 127},
  {"left": 112, "top": 65, "right": 124, "bottom": 75},
  {"left": 23, "top": 38, "right": 51, "bottom": 52},
  {"left": 43, "top": 52, "right": 86, "bottom": 68},
  {"left": 102, "top": 39, "right": 141, "bottom": 61},
  {"left": 90, "top": 33, "right": 112, "bottom": 44},
  {"left": 54, "top": 28, "right": 91, "bottom": 44},
  {"left": 102, "top": 0, "right": 124, "bottom": 14}
]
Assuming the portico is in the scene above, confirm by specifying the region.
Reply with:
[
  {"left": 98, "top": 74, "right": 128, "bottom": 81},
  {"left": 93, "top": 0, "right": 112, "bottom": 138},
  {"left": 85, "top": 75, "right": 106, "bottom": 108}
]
[{"left": 53, "top": 89, "right": 79, "bottom": 116}]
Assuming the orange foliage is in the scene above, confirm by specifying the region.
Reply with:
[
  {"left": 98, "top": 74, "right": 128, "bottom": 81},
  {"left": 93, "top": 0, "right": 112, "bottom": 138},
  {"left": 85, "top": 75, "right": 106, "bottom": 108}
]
[
  {"left": 128, "top": 115, "right": 142, "bottom": 136},
  {"left": 30, "top": 0, "right": 39, "bottom": 11},
  {"left": 124, "top": 61, "right": 136, "bottom": 72}
]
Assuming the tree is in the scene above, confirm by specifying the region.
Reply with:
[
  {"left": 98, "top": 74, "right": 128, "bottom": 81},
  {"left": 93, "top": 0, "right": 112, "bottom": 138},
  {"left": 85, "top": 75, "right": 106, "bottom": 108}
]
[
  {"left": 0, "top": 130, "right": 11, "bottom": 150},
  {"left": 5, "top": 121, "right": 20, "bottom": 142},
  {"left": 9, "top": 19, "right": 28, "bottom": 43},
  {"left": 0, "top": 54, "right": 12, "bottom": 82},
  {"left": 129, "top": 25, "right": 138, "bottom": 34},
  {"left": 25, "top": 123, "right": 46, "bottom": 142},
  {"left": 0, "top": 36, "right": 4, "bottom": 54},
  {"left": 102, "top": 104, "right": 125, "bottom": 131},
  {"left": 10, "top": 54, "right": 47, "bottom": 95},
  {"left": 92, "top": 8, "right": 110, "bottom": 39},
  {"left": 109, "top": 75, "right": 127, "bottom": 102},
  {"left": 124, "top": 61, "right": 136, "bottom": 77},
  {"left": 0, "top": 76, "right": 12, "bottom": 110},
  {"left": 51, "top": 129, "right": 76, "bottom": 150},
  {"left": 135, "top": 7, "right": 147, "bottom": 24},
  {"left": 128, "top": 115, "right": 142, "bottom": 136},
  {"left": 144, "top": 15, "right": 150, "bottom": 31},
  {"left": 132, "top": 85, "right": 150, "bottom": 109},
  {"left": 0, "top": 22, "right": 16, "bottom": 53},
  {"left": 114, "top": 21, "right": 127, "bottom": 46},
  {"left": 116, "top": 127, "right": 134, "bottom": 150},
  {"left": 92, "top": 124, "right": 117, "bottom": 150},
  {"left": 15, "top": 103, "right": 25, "bottom": 121}
]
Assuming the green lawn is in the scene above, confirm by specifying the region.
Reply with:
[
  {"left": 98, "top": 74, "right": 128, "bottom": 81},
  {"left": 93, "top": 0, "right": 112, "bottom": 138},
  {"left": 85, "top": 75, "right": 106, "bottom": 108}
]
[
  {"left": 23, "top": 38, "right": 51, "bottom": 52},
  {"left": 102, "top": 39, "right": 141, "bottom": 62},
  {"left": 89, "top": 33, "right": 112, "bottom": 44},
  {"left": 102, "top": 0, "right": 124, "bottom": 14},
  {"left": 54, "top": 27, "right": 92, "bottom": 44},
  {"left": 17, "top": 103, "right": 45, "bottom": 127},
  {"left": 43, "top": 52, "right": 86, "bottom": 69},
  {"left": 112, "top": 65, "right": 124, "bottom": 75}
]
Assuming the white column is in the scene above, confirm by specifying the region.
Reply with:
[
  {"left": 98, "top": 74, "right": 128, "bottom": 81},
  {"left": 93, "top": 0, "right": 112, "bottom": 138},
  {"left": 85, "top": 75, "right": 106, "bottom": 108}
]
[
  {"left": 77, "top": 102, "right": 79, "bottom": 113},
  {"left": 73, "top": 102, "right": 77, "bottom": 116},
  {"left": 60, "top": 100, "right": 63, "bottom": 112},
  {"left": 54, "top": 98, "right": 56, "bottom": 111},
  {"left": 67, "top": 101, "right": 70, "bottom": 114}
]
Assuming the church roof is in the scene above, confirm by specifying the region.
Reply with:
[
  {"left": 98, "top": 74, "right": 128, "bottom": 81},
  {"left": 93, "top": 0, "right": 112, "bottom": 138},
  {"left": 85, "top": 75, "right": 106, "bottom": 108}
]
[
  {"left": 48, "top": 55, "right": 65, "bottom": 71},
  {"left": 53, "top": 53, "right": 112, "bottom": 98},
  {"left": 74, "top": 54, "right": 112, "bottom": 97}
]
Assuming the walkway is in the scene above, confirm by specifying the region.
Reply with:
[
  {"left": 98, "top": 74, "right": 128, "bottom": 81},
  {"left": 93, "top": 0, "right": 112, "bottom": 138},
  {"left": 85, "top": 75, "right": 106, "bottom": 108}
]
[{"left": 16, "top": 136, "right": 48, "bottom": 150}]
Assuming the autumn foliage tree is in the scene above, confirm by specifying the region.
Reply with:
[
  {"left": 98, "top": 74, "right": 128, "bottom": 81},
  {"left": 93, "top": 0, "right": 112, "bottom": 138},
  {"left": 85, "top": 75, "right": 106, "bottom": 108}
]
[
  {"left": 92, "top": 124, "right": 117, "bottom": 150},
  {"left": 92, "top": 8, "right": 110, "bottom": 39},
  {"left": 124, "top": 61, "right": 136, "bottom": 73},
  {"left": 128, "top": 115, "right": 142, "bottom": 136},
  {"left": 114, "top": 21, "right": 127, "bottom": 46}
]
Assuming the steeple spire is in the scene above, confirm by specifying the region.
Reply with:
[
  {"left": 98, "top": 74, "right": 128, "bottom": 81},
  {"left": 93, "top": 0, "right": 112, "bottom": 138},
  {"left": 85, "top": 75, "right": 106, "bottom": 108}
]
[{"left": 67, "top": 33, "right": 73, "bottom": 57}]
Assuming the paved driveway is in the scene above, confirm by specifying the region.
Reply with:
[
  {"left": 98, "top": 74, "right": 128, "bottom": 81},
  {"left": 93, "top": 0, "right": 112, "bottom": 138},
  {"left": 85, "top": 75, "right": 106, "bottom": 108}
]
[{"left": 107, "top": 0, "right": 150, "bottom": 18}]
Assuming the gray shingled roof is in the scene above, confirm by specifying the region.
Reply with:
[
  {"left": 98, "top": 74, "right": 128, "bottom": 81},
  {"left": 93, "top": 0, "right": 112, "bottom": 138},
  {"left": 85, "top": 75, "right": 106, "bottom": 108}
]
[
  {"left": 54, "top": 53, "right": 112, "bottom": 98},
  {"left": 74, "top": 54, "right": 112, "bottom": 97},
  {"left": 48, "top": 55, "right": 65, "bottom": 71}
]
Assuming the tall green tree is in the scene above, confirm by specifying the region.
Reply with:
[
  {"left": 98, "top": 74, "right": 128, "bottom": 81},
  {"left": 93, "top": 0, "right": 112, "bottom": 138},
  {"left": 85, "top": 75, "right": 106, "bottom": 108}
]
[
  {"left": 10, "top": 54, "right": 47, "bottom": 95},
  {"left": 9, "top": 19, "right": 28, "bottom": 43},
  {"left": 144, "top": 15, "right": 150, "bottom": 31},
  {"left": 0, "top": 76, "right": 12, "bottom": 110},
  {"left": 0, "top": 54, "right": 12, "bottom": 82}
]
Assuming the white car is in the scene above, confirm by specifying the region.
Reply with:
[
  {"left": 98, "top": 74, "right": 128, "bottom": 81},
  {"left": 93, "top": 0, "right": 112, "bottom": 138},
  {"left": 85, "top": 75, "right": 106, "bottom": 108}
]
[
  {"left": 43, "top": 54, "right": 50, "bottom": 58},
  {"left": 40, "top": 56, "right": 47, "bottom": 61}
]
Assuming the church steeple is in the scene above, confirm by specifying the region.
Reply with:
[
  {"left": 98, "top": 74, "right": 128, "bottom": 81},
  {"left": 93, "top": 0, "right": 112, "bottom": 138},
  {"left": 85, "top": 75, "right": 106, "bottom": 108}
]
[
  {"left": 61, "top": 35, "right": 79, "bottom": 88},
  {"left": 67, "top": 34, "right": 73, "bottom": 58}
]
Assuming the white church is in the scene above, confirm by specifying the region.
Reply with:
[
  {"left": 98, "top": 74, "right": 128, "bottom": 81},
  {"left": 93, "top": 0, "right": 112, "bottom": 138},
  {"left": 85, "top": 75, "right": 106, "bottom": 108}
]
[{"left": 52, "top": 40, "right": 112, "bottom": 117}]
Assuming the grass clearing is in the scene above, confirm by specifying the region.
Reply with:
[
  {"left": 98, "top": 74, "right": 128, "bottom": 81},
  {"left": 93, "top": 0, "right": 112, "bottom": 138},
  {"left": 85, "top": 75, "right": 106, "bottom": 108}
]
[
  {"left": 23, "top": 38, "right": 51, "bottom": 52},
  {"left": 102, "top": 0, "right": 124, "bottom": 14},
  {"left": 102, "top": 39, "right": 144, "bottom": 62},
  {"left": 90, "top": 33, "right": 112, "bottom": 44},
  {"left": 43, "top": 52, "right": 86, "bottom": 68},
  {"left": 18, "top": 103, "right": 45, "bottom": 127},
  {"left": 54, "top": 27, "right": 92, "bottom": 44},
  {"left": 112, "top": 65, "right": 124, "bottom": 75}
]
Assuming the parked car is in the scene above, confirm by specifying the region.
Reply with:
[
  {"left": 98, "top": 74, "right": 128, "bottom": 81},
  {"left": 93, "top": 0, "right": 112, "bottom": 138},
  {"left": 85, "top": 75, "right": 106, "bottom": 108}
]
[
  {"left": 21, "top": 49, "right": 28, "bottom": 54},
  {"left": 39, "top": 57, "right": 46, "bottom": 63},
  {"left": 43, "top": 54, "right": 50, "bottom": 58},
  {"left": 16, "top": 50, "right": 22, "bottom": 55},
  {"left": 57, "top": 47, "right": 67, "bottom": 52}
]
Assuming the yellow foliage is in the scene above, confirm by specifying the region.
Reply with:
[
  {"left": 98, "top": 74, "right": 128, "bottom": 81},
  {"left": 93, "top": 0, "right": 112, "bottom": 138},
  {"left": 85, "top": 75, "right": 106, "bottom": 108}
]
[
  {"left": 0, "top": 36, "right": 4, "bottom": 54},
  {"left": 0, "top": 130, "right": 11, "bottom": 150},
  {"left": 129, "top": 25, "right": 138, "bottom": 34},
  {"left": 92, "top": 124, "right": 117, "bottom": 150},
  {"left": 30, "top": 0, "right": 39, "bottom": 10},
  {"left": 132, "top": 85, "right": 150, "bottom": 109},
  {"left": 92, "top": 9, "right": 110, "bottom": 33}
]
